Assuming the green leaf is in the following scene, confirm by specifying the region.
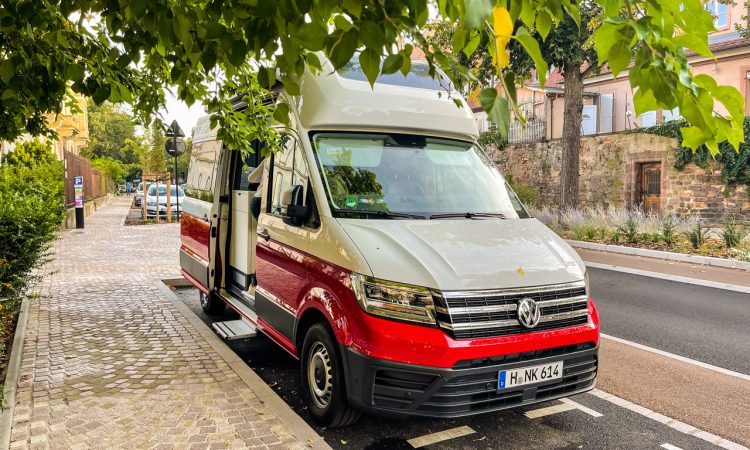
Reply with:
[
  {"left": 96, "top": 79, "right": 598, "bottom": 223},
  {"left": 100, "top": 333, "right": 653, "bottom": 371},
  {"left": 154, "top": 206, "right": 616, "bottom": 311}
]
[
  {"left": 359, "top": 48, "right": 380, "bottom": 87},
  {"left": 0, "top": 60, "right": 15, "bottom": 83},
  {"left": 334, "top": 15, "right": 353, "bottom": 31},
  {"left": 399, "top": 54, "right": 412, "bottom": 76},
  {"left": 381, "top": 54, "right": 403, "bottom": 75},
  {"left": 93, "top": 84, "right": 111, "bottom": 104},
  {"left": 478, "top": 88, "right": 510, "bottom": 139},
  {"left": 463, "top": 0, "right": 493, "bottom": 28},
  {"left": 680, "top": 125, "right": 709, "bottom": 151},
  {"left": 608, "top": 41, "right": 631, "bottom": 77},
  {"left": 536, "top": 11, "right": 552, "bottom": 40},
  {"left": 452, "top": 28, "right": 469, "bottom": 52},
  {"left": 360, "top": 21, "right": 385, "bottom": 49},
  {"left": 715, "top": 85, "right": 745, "bottom": 119},
  {"left": 342, "top": 0, "right": 362, "bottom": 18},
  {"left": 281, "top": 76, "right": 300, "bottom": 95},
  {"left": 463, "top": 31, "right": 481, "bottom": 57},
  {"left": 328, "top": 29, "right": 359, "bottom": 69},
  {"left": 297, "top": 22, "right": 328, "bottom": 51},
  {"left": 273, "top": 102, "right": 291, "bottom": 126},
  {"left": 513, "top": 28, "right": 548, "bottom": 87}
]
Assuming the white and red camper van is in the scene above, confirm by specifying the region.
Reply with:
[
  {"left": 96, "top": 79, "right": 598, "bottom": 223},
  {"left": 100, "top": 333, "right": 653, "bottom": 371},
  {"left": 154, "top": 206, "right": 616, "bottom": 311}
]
[{"left": 180, "top": 59, "right": 599, "bottom": 427}]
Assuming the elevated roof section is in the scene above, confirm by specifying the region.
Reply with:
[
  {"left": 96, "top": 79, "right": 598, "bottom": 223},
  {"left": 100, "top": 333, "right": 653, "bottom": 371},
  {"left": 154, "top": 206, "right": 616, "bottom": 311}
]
[{"left": 296, "top": 58, "right": 479, "bottom": 141}]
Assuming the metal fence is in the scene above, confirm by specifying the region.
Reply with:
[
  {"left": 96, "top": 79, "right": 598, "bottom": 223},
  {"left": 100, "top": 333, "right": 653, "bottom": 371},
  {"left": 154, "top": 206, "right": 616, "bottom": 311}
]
[
  {"left": 63, "top": 151, "right": 111, "bottom": 208},
  {"left": 508, "top": 118, "right": 546, "bottom": 144}
]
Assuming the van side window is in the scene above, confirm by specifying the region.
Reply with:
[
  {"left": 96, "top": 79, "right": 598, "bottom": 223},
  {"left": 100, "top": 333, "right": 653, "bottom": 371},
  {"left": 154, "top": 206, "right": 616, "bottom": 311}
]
[
  {"left": 269, "top": 134, "right": 311, "bottom": 218},
  {"left": 186, "top": 137, "right": 221, "bottom": 203}
]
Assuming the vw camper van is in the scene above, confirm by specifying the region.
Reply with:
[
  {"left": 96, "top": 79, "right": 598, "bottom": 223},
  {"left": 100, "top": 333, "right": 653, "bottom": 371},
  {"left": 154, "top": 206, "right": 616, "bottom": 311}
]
[{"left": 180, "top": 59, "right": 599, "bottom": 427}]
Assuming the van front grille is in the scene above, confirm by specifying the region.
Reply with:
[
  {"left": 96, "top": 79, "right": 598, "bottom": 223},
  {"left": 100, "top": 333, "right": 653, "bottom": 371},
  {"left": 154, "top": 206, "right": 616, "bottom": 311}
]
[{"left": 435, "top": 281, "right": 589, "bottom": 340}]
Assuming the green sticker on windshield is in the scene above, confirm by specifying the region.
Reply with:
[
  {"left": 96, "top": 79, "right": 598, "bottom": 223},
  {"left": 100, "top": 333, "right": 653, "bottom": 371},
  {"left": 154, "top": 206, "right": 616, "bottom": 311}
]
[{"left": 345, "top": 196, "right": 357, "bottom": 208}]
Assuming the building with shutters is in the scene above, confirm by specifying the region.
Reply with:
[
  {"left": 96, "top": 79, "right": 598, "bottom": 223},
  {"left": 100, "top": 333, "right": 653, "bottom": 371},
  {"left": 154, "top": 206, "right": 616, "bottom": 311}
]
[{"left": 474, "top": 0, "right": 750, "bottom": 143}]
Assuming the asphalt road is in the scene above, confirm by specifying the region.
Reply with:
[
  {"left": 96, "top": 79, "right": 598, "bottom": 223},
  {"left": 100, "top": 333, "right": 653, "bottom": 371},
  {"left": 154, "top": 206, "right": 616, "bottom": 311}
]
[
  {"left": 588, "top": 267, "right": 750, "bottom": 374},
  {"left": 173, "top": 282, "right": 741, "bottom": 450}
]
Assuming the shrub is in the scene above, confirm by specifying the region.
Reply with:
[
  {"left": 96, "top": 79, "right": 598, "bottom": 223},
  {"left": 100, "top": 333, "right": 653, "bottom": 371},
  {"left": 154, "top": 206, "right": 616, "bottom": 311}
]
[
  {"left": 661, "top": 214, "right": 678, "bottom": 246},
  {"left": 616, "top": 217, "right": 640, "bottom": 244},
  {"left": 721, "top": 220, "right": 747, "bottom": 248},
  {"left": 686, "top": 222, "right": 709, "bottom": 249},
  {"left": 0, "top": 161, "right": 65, "bottom": 302},
  {"left": 505, "top": 174, "right": 540, "bottom": 207}
]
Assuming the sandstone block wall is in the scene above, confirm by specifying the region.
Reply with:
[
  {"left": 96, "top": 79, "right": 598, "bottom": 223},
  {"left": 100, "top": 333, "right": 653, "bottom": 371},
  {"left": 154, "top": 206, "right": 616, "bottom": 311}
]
[{"left": 490, "top": 133, "right": 750, "bottom": 224}]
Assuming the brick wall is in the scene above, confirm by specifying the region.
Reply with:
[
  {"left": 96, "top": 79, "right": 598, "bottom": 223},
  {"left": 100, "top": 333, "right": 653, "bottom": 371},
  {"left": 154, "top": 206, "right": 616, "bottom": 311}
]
[{"left": 490, "top": 133, "right": 750, "bottom": 224}]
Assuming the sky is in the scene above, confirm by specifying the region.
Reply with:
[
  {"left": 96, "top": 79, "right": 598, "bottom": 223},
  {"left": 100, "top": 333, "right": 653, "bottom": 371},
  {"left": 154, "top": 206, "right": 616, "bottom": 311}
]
[{"left": 161, "top": 91, "right": 206, "bottom": 137}]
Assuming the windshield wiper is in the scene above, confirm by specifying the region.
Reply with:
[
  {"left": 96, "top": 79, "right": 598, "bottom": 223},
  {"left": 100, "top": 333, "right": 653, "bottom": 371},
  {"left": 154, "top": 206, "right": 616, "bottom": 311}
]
[
  {"left": 429, "top": 212, "right": 506, "bottom": 219},
  {"left": 333, "top": 209, "right": 428, "bottom": 220}
]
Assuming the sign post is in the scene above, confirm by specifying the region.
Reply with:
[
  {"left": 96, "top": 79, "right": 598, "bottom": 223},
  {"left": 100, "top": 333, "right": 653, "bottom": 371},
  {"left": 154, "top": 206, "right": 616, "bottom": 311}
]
[
  {"left": 165, "top": 120, "right": 186, "bottom": 222},
  {"left": 74, "top": 175, "right": 84, "bottom": 229}
]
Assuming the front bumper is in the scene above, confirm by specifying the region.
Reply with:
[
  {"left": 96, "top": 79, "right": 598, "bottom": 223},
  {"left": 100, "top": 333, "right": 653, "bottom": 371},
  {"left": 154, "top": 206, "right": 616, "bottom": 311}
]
[{"left": 341, "top": 341, "right": 597, "bottom": 419}]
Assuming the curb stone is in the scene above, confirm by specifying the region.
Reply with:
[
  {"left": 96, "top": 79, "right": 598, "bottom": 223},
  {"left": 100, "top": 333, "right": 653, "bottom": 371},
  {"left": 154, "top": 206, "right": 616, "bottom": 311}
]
[
  {"left": 0, "top": 298, "right": 30, "bottom": 450},
  {"left": 157, "top": 281, "right": 331, "bottom": 450},
  {"left": 567, "top": 240, "right": 750, "bottom": 271}
]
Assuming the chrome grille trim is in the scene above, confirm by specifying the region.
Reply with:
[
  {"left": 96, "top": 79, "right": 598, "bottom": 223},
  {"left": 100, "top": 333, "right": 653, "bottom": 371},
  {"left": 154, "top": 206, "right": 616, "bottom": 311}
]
[
  {"left": 442, "top": 281, "right": 586, "bottom": 299},
  {"left": 437, "top": 281, "right": 589, "bottom": 339}
]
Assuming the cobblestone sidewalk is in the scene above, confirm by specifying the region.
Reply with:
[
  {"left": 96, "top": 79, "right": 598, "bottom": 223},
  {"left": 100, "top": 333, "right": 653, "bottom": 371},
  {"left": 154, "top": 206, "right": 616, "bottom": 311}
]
[{"left": 5, "top": 198, "right": 319, "bottom": 450}]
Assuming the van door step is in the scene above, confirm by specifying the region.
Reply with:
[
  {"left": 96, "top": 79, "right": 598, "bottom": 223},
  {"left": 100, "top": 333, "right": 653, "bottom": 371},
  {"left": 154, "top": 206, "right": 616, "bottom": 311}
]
[{"left": 212, "top": 319, "right": 257, "bottom": 340}]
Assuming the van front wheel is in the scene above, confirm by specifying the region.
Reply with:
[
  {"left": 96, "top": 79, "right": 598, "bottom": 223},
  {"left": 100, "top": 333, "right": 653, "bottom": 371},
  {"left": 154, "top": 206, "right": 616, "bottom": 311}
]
[
  {"left": 301, "top": 323, "right": 360, "bottom": 427},
  {"left": 200, "top": 291, "right": 225, "bottom": 314}
]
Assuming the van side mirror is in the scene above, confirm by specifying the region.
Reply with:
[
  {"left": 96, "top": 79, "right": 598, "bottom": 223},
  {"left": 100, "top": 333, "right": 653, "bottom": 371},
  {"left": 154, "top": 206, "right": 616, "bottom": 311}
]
[{"left": 281, "top": 185, "right": 309, "bottom": 223}]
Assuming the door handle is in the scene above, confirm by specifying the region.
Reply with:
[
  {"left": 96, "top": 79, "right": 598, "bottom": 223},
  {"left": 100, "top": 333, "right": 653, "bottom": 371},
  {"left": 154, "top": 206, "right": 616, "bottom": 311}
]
[
  {"left": 257, "top": 229, "right": 270, "bottom": 241},
  {"left": 211, "top": 226, "right": 217, "bottom": 238}
]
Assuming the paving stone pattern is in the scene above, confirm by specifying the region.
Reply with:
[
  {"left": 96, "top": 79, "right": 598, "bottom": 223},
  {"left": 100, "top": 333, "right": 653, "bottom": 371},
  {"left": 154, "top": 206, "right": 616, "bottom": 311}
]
[{"left": 9, "top": 198, "right": 305, "bottom": 450}]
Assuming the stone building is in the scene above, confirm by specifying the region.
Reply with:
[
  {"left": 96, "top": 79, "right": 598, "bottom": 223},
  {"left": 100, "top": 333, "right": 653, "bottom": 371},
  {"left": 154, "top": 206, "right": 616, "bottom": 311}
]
[
  {"left": 492, "top": 133, "right": 750, "bottom": 224},
  {"left": 0, "top": 93, "right": 89, "bottom": 161}
]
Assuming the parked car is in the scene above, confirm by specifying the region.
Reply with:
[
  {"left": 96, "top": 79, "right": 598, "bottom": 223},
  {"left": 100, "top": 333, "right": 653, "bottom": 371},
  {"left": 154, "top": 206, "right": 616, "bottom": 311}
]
[
  {"left": 179, "top": 59, "right": 598, "bottom": 428},
  {"left": 133, "top": 182, "right": 147, "bottom": 207},
  {"left": 145, "top": 184, "right": 184, "bottom": 218}
]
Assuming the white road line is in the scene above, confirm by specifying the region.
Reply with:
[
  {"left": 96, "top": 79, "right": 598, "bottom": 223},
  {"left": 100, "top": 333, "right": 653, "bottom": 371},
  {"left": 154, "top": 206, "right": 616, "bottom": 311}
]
[
  {"left": 407, "top": 426, "right": 475, "bottom": 448},
  {"left": 524, "top": 402, "right": 577, "bottom": 419},
  {"left": 559, "top": 398, "right": 603, "bottom": 418},
  {"left": 601, "top": 334, "right": 750, "bottom": 382},
  {"left": 590, "top": 389, "right": 748, "bottom": 450},
  {"left": 661, "top": 444, "right": 684, "bottom": 450},
  {"left": 584, "top": 261, "right": 750, "bottom": 294}
]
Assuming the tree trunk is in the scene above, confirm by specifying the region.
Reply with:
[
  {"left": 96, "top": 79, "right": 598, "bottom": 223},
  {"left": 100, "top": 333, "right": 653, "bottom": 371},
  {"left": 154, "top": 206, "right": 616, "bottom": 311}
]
[{"left": 560, "top": 60, "right": 585, "bottom": 208}]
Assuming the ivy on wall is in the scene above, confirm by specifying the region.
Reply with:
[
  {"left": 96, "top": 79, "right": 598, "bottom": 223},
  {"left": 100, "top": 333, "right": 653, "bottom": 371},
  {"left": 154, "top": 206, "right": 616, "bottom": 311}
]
[
  {"left": 478, "top": 128, "right": 508, "bottom": 150},
  {"left": 637, "top": 119, "right": 750, "bottom": 188}
]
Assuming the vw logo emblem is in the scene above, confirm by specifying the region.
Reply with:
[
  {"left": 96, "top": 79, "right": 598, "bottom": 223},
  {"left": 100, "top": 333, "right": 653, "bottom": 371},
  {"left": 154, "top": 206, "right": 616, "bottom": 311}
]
[{"left": 517, "top": 297, "right": 541, "bottom": 328}]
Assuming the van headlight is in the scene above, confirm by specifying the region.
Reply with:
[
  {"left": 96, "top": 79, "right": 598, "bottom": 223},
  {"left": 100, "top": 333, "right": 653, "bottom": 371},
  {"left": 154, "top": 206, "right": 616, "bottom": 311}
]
[
  {"left": 351, "top": 274, "right": 437, "bottom": 325},
  {"left": 146, "top": 200, "right": 156, "bottom": 206}
]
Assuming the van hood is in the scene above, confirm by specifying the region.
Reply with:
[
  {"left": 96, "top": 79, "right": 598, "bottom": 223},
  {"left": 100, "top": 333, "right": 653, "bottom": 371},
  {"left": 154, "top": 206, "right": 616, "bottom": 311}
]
[{"left": 338, "top": 218, "right": 586, "bottom": 291}]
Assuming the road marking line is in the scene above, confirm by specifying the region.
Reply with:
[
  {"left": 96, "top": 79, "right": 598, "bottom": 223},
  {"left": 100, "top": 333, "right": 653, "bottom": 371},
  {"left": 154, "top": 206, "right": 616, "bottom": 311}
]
[
  {"left": 601, "top": 334, "right": 750, "bottom": 382},
  {"left": 590, "top": 389, "right": 748, "bottom": 450},
  {"left": 661, "top": 444, "right": 684, "bottom": 450},
  {"left": 584, "top": 261, "right": 750, "bottom": 294},
  {"left": 559, "top": 398, "right": 603, "bottom": 417},
  {"left": 407, "top": 426, "right": 475, "bottom": 448},
  {"left": 524, "top": 402, "right": 577, "bottom": 419}
]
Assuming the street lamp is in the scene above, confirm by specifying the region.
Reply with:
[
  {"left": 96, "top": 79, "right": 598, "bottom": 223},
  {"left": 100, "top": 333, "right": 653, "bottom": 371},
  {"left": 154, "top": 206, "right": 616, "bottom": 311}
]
[{"left": 165, "top": 120, "right": 186, "bottom": 221}]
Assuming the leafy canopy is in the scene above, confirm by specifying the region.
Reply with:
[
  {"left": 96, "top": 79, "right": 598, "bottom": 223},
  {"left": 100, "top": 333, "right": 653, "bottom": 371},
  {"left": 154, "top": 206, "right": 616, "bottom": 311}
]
[{"left": 0, "top": 0, "right": 744, "bottom": 156}]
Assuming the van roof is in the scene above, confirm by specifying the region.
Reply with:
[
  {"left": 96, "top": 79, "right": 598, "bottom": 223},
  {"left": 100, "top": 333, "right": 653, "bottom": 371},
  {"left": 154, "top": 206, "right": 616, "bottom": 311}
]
[{"left": 296, "top": 58, "right": 479, "bottom": 141}]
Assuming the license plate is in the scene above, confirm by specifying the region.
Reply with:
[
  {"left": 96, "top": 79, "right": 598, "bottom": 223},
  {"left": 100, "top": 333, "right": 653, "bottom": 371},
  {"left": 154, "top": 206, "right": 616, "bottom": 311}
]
[{"left": 498, "top": 361, "right": 563, "bottom": 389}]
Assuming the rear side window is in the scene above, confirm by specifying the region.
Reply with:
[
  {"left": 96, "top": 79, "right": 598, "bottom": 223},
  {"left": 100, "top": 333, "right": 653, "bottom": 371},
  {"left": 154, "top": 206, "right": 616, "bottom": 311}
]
[
  {"left": 338, "top": 60, "right": 453, "bottom": 92},
  {"left": 186, "top": 138, "right": 221, "bottom": 203}
]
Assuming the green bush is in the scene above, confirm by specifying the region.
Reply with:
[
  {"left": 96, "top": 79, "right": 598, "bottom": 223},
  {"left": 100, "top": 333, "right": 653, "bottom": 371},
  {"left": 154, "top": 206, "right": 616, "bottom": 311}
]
[
  {"left": 661, "top": 214, "right": 678, "bottom": 246},
  {"left": 686, "top": 222, "right": 709, "bottom": 249},
  {"left": 721, "top": 221, "right": 747, "bottom": 248},
  {"left": 616, "top": 217, "right": 640, "bottom": 244},
  {"left": 0, "top": 161, "right": 64, "bottom": 301},
  {"left": 505, "top": 174, "right": 540, "bottom": 207}
]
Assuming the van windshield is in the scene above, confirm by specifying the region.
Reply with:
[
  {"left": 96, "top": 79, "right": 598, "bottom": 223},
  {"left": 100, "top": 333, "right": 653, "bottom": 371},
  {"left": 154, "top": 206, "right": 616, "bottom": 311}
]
[
  {"left": 312, "top": 133, "right": 529, "bottom": 219},
  {"left": 147, "top": 185, "right": 185, "bottom": 197}
]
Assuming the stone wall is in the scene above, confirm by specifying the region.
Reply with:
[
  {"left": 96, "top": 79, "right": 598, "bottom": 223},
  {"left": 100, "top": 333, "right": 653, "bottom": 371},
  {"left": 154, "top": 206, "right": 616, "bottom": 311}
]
[{"left": 490, "top": 133, "right": 750, "bottom": 224}]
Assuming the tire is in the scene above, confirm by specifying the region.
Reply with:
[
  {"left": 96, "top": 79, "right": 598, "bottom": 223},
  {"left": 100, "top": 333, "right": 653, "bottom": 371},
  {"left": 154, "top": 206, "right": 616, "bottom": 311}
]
[
  {"left": 300, "top": 323, "right": 360, "bottom": 427},
  {"left": 200, "top": 290, "right": 225, "bottom": 315}
]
